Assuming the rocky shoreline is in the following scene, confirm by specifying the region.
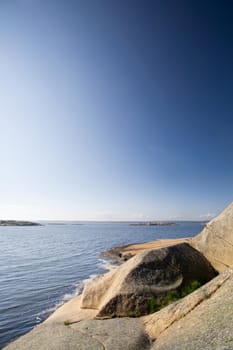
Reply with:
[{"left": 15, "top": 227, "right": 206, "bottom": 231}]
[
  {"left": 102, "top": 237, "right": 191, "bottom": 262},
  {"left": 4, "top": 203, "right": 233, "bottom": 350}
]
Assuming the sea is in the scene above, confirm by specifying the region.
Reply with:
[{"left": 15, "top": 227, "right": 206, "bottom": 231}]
[{"left": 0, "top": 221, "right": 203, "bottom": 349}]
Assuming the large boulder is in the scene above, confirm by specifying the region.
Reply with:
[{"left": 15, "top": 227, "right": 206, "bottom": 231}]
[
  {"left": 191, "top": 202, "right": 233, "bottom": 272},
  {"left": 81, "top": 243, "right": 216, "bottom": 317}
]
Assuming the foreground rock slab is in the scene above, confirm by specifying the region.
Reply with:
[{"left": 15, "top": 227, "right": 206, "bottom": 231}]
[
  {"left": 71, "top": 318, "right": 151, "bottom": 350},
  {"left": 4, "top": 324, "right": 103, "bottom": 350},
  {"left": 4, "top": 318, "right": 150, "bottom": 350},
  {"left": 82, "top": 243, "right": 216, "bottom": 317}
]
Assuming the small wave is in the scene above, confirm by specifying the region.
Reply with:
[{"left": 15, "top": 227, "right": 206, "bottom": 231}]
[
  {"left": 82, "top": 274, "right": 98, "bottom": 286},
  {"left": 62, "top": 282, "right": 83, "bottom": 302},
  {"left": 35, "top": 281, "right": 84, "bottom": 323},
  {"left": 98, "top": 258, "right": 118, "bottom": 272},
  {"left": 34, "top": 265, "right": 115, "bottom": 325},
  {"left": 35, "top": 305, "right": 58, "bottom": 323}
]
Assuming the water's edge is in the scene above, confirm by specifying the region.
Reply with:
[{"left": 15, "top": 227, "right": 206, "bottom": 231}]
[{"left": 0, "top": 222, "right": 203, "bottom": 349}]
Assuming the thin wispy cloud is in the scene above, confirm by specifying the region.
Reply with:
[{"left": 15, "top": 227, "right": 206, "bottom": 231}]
[{"left": 199, "top": 212, "right": 216, "bottom": 219}]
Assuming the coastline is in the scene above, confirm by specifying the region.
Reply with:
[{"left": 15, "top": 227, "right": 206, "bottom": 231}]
[
  {"left": 4, "top": 204, "right": 233, "bottom": 350},
  {"left": 43, "top": 256, "right": 119, "bottom": 325},
  {"left": 2, "top": 221, "right": 203, "bottom": 349},
  {"left": 4, "top": 245, "right": 233, "bottom": 350}
]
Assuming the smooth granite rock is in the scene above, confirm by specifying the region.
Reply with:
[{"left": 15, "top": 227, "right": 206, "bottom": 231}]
[
  {"left": 3, "top": 324, "right": 103, "bottom": 350},
  {"left": 82, "top": 243, "right": 217, "bottom": 317},
  {"left": 192, "top": 202, "right": 233, "bottom": 272},
  {"left": 4, "top": 318, "right": 150, "bottom": 350}
]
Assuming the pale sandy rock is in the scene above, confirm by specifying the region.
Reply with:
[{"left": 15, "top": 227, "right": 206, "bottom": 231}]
[
  {"left": 104, "top": 237, "right": 191, "bottom": 261},
  {"left": 81, "top": 269, "right": 117, "bottom": 311},
  {"left": 82, "top": 243, "right": 216, "bottom": 317},
  {"left": 3, "top": 324, "right": 104, "bottom": 350},
  {"left": 4, "top": 316, "right": 150, "bottom": 350},
  {"left": 192, "top": 202, "right": 233, "bottom": 272},
  {"left": 45, "top": 295, "right": 97, "bottom": 325}
]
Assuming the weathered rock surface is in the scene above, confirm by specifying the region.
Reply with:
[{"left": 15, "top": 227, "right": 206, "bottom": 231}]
[
  {"left": 82, "top": 243, "right": 216, "bottom": 317},
  {"left": 3, "top": 324, "right": 104, "bottom": 350},
  {"left": 192, "top": 202, "right": 233, "bottom": 272},
  {"left": 143, "top": 267, "right": 233, "bottom": 340},
  {"left": 4, "top": 318, "right": 150, "bottom": 350},
  {"left": 71, "top": 318, "right": 151, "bottom": 350}
]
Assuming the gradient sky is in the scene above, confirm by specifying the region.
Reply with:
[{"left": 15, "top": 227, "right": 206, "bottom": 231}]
[{"left": 1, "top": 0, "right": 233, "bottom": 220}]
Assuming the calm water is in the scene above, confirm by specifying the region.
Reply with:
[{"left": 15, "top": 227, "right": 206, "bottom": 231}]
[{"left": 0, "top": 221, "right": 203, "bottom": 349}]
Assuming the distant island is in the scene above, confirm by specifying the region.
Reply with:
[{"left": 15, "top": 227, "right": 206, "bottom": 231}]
[
  {"left": 129, "top": 221, "right": 177, "bottom": 226},
  {"left": 0, "top": 220, "right": 42, "bottom": 226}
]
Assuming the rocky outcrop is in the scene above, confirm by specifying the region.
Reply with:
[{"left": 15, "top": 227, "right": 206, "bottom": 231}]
[
  {"left": 82, "top": 243, "right": 216, "bottom": 317},
  {"left": 103, "top": 237, "right": 191, "bottom": 262},
  {"left": 5, "top": 269, "right": 233, "bottom": 350},
  {"left": 191, "top": 202, "right": 233, "bottom": 272}
]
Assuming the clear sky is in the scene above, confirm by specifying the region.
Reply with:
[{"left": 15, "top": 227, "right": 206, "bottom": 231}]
[{"left": 1, "top": 0, "right": 233, "bottom": 221}]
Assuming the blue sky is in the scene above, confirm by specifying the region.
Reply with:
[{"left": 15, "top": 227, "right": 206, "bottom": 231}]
[{"left": 1, "top": 0, "right": 233, "bottom": 220}]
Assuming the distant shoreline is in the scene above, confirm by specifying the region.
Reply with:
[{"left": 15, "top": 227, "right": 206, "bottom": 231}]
[
  {"left": 129, "top": 221, "right": 177, "bottom": 226},
  {"left": 0, "top": 220, "right": 42, "bottom": 227}
]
